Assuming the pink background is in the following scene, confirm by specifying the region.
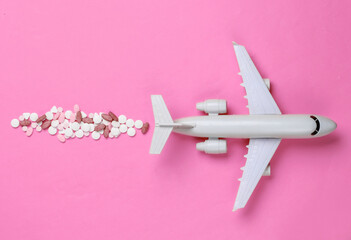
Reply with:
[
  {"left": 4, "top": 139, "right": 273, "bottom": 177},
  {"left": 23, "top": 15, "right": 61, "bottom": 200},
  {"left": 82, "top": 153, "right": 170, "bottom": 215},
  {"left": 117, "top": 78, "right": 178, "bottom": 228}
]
[{"left": 0, "top": 0, "right": 350, "bottom": 239}]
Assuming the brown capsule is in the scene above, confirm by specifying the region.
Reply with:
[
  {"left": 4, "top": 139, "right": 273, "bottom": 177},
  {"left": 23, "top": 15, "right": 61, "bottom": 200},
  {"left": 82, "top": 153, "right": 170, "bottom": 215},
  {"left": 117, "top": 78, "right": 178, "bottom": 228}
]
[
  {"left": 108, "top": 111, "right": 118, "bottom": 121},
  {"left": 82, "top": 117, "right": 94, "bottom": 124},
  {"left": 20, "top": 119, "right": 31, "bottom": 126},
  {"left": 94, "top": 124, "right": 106, "bottom": 132},
  {"left": 76, "top": 111, "right": 82, "bottom": 123},
  {"left": 36, "top": 114, "right": 46, "bottom": 123},
  {"left": 103, "top": 127, "right": 110, "bottom": 138},
  {"left": 101, "top": 113, "right": 113, "bottom": 122},
  {"left": 42, "top": 120, "right": 52, "bottom": 130},
  {"left": 141, "top": 122, "right": 150, "bottom": 134}
]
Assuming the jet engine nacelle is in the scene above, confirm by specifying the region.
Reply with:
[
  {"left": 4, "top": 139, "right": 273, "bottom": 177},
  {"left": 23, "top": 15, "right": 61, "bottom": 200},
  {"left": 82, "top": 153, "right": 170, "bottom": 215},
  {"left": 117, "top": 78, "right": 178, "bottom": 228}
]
[
  {"left": 196, "top": 99, "right": 227, "bottom": 114},
  {"left": 196, "top": 139, "right": 227, "bottom": 154}
]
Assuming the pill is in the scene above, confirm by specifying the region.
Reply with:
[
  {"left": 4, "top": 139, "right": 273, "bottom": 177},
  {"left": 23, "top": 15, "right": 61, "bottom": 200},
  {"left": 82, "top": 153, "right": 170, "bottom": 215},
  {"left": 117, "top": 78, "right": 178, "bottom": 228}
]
[
  {"left": 81, "top": 123, "right": 90, "bottom": 132},
  {"left": 26, "top": 127, "right": 33, "bottom": 137},
  {"left": 76, "top": 111, "right": 82, "bottom": 123},
  {"left": 71, "top": 122, "right": 80, "bottom": 131},
  {"left": 58, "top": 124, "right": 64, "bottom": 131},
  {"left": 135, "top": 120, "right": 143, "bottom": 129},
  {"left": 70, "top": 113, "right": 76, "bottom": 123},
  {"left": 23, "top": 113, "right": 30, "bottom": 119},
  {"left": 51, "top": 120, "right": 59, "bottom": 128},
  {"left": 65, "top": 110, "right": 72, "bottom": 119},
  {"left": 42, "top": 120, "right": 52, "bottom": 130},
  {"left": 20, "top": 119, "right": 31, "bottom": 126},
  {"left": 93, "top": 113, "right": 102, "bottom": 124},
  {"left": 102, "top": 119, "right": 110, "bottom": 125},
  {"left": 57, "top": 134, "right": 66, "bottom": 143},
  {"left": 92, "top": 131, "right": 101, "bottom": 140},
  {"left": 127, "top": 128, "right": 136, "bottom": 137},
  {"left": 126, "top": 119, "right": 134, "bottom": 128},
  {"left": 36, "top": 126, "right": 42, "bottom": 132},
  {"left": 30, "top": 113, "right": 38, "bottom": 122},
  {"left": 103, "top": 127, "right": 110, "bottom": 138},
  {"left": 31, "top": 122, "right": 37, "bottom": 128},
  {"left": 58, "top": 107, "right": 63, "bottom": 112},
  {"left": 51, "top": 106, "right": 58, "bottom": 113},
  {"left": 22, "top": 126, "right": 28, "bottom": 131},
  {"left": 109, "top": 111, "right": 118, "bottom": 121},
  {"left": 108, "top": 123, "right": 112, "bottom": 130},
  {"left": 73, "top": 104, "right": 80, "bottom": 113},
  {"left": 101, "top": 113, "right": 113, "bottom": 122},
  {"left": 71, "top": 132, "right": 76, "bottom": 138},
  {"left": 36, "top": 114, "right": 46, "bottom": 123},
  {"left": 11, "top": 119, "right": 20, "bottom": 128},
  {"left": 94, "top": 124, "right": 105, "bottom": 132},
  {"left": 118, "top": 115, "right": 127, "bottom": 123},
  {"left": 119, "top": 124, "right": 127, "bottom": 133},
  {"left": 81, "top": 111, "right": 87, "bottom": 118},
  {"left": 62, "top": 121, "right": 69, "bottom": 129},
  {"left": 48, "top": 126, "right": 57, "bottom": 135},
  {"left": 88, "top": 113, "right": 94, "bottom": 118},
  {"left": 84, "top": 132, "right": 90, "bottom": 137},
  {"left": 46, "top": 112, "right": 53, "bottom": 120},
  {"left": 65, "top": 128, "right": 73, "bottom": 138},
  {"left": 111, "top": 127, "right": 120, "bottom": 137},
  {"left": 111, "top": 121, "right": 120, "bottom": 128},
  {"left": 141, "top": 122, "right": 150, "bottom": 134},
  {"left": 19, "top": 115, "right": 25, "bottom": 121},
  {"left": 53, "top": 112, "right": 60, "bottom": 120},
  {"left": 75, "top": 129, "right": 84, "bottom": 138},
  {"left": 82, "top": 117, "right": 94, "bottom": 124},
  {"left": 89, "top": 124, "right": 95, "bottom": 132},
  {"left": 109, "top": 132, "right": 114, "bottom": 138},
  {"left": 37, "top": 121, "right": 42, "bottom": 126}
]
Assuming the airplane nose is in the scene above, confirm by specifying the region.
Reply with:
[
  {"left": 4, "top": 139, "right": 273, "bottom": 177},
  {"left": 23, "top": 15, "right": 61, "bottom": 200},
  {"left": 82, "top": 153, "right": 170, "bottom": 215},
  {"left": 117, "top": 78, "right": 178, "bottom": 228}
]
[{"left": 318, "top": 116, "right": 337, "bottom": 136}]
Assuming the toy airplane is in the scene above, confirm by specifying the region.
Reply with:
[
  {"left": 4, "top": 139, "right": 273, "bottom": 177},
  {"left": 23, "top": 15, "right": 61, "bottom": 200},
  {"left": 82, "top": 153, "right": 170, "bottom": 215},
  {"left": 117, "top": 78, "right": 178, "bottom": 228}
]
[{"left": 149, "top": 42, "right": 337, "bottom": 211}]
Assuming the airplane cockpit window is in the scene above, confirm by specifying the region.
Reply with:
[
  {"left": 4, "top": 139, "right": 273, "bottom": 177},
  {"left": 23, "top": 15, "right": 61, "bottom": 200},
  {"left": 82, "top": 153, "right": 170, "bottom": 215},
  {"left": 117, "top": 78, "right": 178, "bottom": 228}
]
[{"left": 310, "top": 115, "right": 320, "bottom": 136}]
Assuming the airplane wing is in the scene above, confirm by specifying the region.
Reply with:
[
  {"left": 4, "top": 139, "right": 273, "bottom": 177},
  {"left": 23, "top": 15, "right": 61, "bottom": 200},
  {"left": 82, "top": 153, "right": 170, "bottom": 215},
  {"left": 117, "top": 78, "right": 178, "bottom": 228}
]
[
  {"left": 233, "top": 138, "right": 281, "bottom": 211},
  {"left": 233, "top": 42, "right": 281, "bottom": 115}
]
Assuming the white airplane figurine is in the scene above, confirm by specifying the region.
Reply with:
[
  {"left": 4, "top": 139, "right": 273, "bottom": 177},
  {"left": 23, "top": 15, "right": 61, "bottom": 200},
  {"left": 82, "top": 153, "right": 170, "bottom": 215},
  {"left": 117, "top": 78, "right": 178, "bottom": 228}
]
[{"left": 149, "top": 42, "right": 337, "bottom": 211}]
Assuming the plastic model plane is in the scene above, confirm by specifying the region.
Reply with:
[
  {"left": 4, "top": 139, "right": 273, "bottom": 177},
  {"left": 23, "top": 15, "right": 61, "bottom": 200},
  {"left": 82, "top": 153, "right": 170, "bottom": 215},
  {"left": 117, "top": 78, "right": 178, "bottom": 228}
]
[{"left": 149, "top": 42, "right": 337, "bottom": 211}]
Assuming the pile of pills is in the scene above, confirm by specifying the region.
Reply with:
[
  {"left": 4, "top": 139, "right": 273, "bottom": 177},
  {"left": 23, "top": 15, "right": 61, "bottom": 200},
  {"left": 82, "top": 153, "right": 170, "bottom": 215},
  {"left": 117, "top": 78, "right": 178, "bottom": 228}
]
[{"left": 10, "top": 104, "right": 150, "bottom": 143}]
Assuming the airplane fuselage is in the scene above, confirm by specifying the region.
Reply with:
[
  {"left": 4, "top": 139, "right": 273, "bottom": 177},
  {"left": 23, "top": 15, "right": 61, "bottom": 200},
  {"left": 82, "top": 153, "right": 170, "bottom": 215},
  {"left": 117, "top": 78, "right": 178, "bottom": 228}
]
[{"left": 173, "top": 114, "right": 336, "bottom": 139}]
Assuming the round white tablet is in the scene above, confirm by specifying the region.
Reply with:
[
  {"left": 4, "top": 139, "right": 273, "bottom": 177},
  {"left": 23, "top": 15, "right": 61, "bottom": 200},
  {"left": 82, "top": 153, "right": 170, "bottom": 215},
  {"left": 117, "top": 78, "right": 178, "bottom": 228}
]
[
  {"left": 46, "top": 111, "right": 53, "bottom": 120},
  {"left": 134, "top": 120, "right": 143, "bottom": 129},
  {"left": 93, "top": 113, "right": 102, "bottom": 124},
  {"left": 81, "top": 123, "right": 90, "bottom": 132},
  {"left": 48, "top": 126, "right": 57, "bottom": 135},
  {"left": 89, "top": 124, "right": 95, "bottom": 132},
  {"left": 51, "top": 106, "right": 58, "bottom": 113},
  {"left": 11, "top": 119, "right": 19, "bottom": 128},
  {"left": 118, "top": 115, "right": 127, "bottom": 124},
  {"left": 84, "top": 132, "right": 90, "bottom": 137},
  {"left": 51, "top": 120, "right": 59, "bottom": 128},
  {"left": 36, "top": 126, "right": 42, "bottom": 132},
  {"left": 71, "top": 122, "right": 80, "bottom": 131},
  {"left": 75, "top": 129, "right": 84, "bottom": 138},
  {"left": 65, "top": 128, "right": 73, "bottom": 138},
  {"left": 111, "top": 121, "right": 120, "bottom": 128},
  {"left": 22, "top": 126, "right": 28, "bottom": 131},
  {"left": 30, "top": 113, "right": 38, "bottom": 122},
  {"left": 126, "top": 119, "right": 134, "bottom": 128},
  {"left": 127, "top": 128, "right": 136, "bottom": 137},
  {"left": 119, "top": 124, "right": 127, "bottom": 133},
  {"left": 109, "top": 132, "right": 114, "bottom": 138},
  {"left": 92, "top": 131, "right": 101, "bottom": 140},
  {"left": 111, "top": 127, "right": 120, "bottom": 137},
  {"left": 31, "top": 122, "right": 37, "bottom": 128},
  {"left": 102, "top": 119, "right": 110, "bottom": 125},
  {"left": 23, "top": 113, "right": 30, "bottom": 119},
  {"left": 65, "top": 110, "right": 72, "bottom": 119}
]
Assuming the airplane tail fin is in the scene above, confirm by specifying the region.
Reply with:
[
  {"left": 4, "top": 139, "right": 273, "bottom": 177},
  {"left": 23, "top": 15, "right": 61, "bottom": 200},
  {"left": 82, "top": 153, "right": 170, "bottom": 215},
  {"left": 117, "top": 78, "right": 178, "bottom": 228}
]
[{"left": 150, "top": 95, "right": 174, "bottom": 154}]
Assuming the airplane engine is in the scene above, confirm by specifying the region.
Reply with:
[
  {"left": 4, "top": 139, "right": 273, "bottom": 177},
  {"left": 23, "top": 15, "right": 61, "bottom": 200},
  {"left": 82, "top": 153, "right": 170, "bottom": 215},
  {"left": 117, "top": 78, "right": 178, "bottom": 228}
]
[
  {"left": 196, "top": 139, "right": 227, "bottom": 154},
  {"left": 196, "top": 99, "right": 227, "bottom": 114}
]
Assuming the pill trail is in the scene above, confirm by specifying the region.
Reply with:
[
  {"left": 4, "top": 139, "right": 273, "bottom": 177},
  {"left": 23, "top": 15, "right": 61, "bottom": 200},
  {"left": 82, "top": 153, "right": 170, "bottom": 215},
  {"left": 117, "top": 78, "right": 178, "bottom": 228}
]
[{"left": 10, "top": 104, "right": 149, "bottom": 143}]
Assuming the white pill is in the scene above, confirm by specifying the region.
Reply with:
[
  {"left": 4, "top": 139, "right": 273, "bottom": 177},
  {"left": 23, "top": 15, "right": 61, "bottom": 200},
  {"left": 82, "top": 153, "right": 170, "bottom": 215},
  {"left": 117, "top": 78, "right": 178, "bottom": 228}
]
[
  {"left": 109, "top": 132, "right": 114, "bottom": 138},
  {"left": 22, "top": 126, "right": 28, "bottom": 131},
  {"left": 127, "top": 128, "right": 136, "bottom": 137},
  {"left": 92, "top": 131, "right": 101, "bottom": 140},
  {"left": 11, "top": 119, "right": 19, "bottom": 128},
  {"left": 126, "top": 119, "right": 134, "bottom": 128},
  {"left": 76, "top": 129, "right": 84, "bottom": 138},
  {"left": 51, "top": 106, "right": 58, "bottom": 113},
  {"left": 65, "top": 110, "right": 72, "bottom": 119},
  {"left": 37, "top": 121, "right": 42, "bottom": 126},
  {"left": 111, "top": 121, "right": 120, "bottom": 128},
  {"left": 81, "top": 111, "right": 87, "bottom": 118},
  {"left": 30, "top": 113, "right": 38, "bottom": 122},
  {"left": 118, "top": 115, "right": 127, "bottom": 123},
  {"left": 84, "top": 132, "right": 90, "bottom": 137},
  {"left": 135, "top": 120, "right": 143, "bottom": 129},
  {"left": 31, "top": 122, "right": 37, "bottom": 128},
  {"left": 119, "top": 124, "right": 127, "bottom": 133},
  {"left": 71, "top": 132, "right": 76, "bottom": 138},
  {"left": 111, "top": 127, "right": 120, "bottom": 137},
  {"left": 89, "top": 124, "right": 95, "bottom": 132},
  {"left": 58, "top": 107, "right": 63, "bottom": 112},
  {"left": 51, "top": 120, "right": 59, "bottom": 128},
  {"left": 65, "top": 128, "right": 73, "bottom": 138},
  {"left": 46, "top": 112, "right": 53, "bottom": 120},
  {"left": 48, "top": 126, "right": 57, "bottom": 135},
  {"left": 81, "top": 123, "right": 90, "bottom": 132},
  {"left": 102, "top": 119, "right": 110, "bottom": 125},
  {"left": 93, "top": 113, "right": 102, "bottom": 124},
  {"left": 36, "top": 126, "right": 42, "bottom": 132},
  {"left": 23, "top": 113, "right": 30, "bottom": 119},
  {"left": 71, "top": 122, "right": 80, "bottom": 131}
]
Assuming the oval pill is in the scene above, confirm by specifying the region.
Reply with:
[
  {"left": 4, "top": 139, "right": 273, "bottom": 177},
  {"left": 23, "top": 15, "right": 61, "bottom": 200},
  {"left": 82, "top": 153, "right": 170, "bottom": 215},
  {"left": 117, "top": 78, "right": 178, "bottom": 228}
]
[
  {"left": 11, "top": 119, "right": 20, "bottom": 128},
  {"left": 57, "top": 134, "right": 66, "bottom": 143},
  {"left": 26, "top": 127, "right": 33, "bottom": 136},
  {"left": 73, "top": 104, "right": 80, "bottom": 113}
]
